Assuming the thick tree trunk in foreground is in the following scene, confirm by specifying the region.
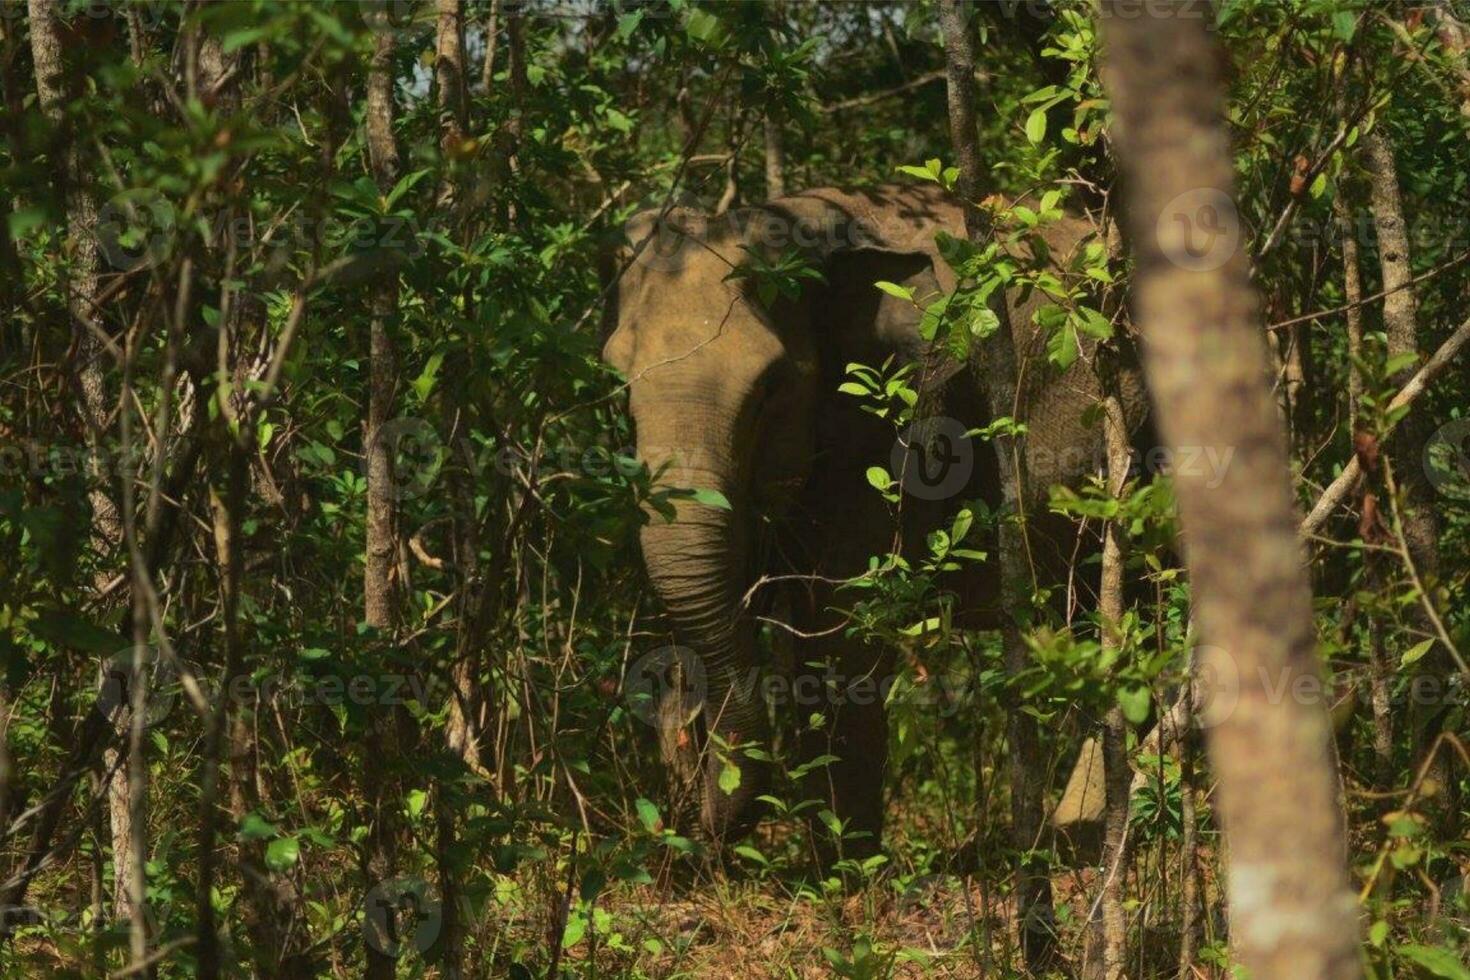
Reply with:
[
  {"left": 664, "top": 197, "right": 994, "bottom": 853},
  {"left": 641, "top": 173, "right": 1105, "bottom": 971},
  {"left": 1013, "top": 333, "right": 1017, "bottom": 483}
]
[
  {"left": 1100, "top": 4, "right": 1360, "bottom": 977},
  {"left": 938, "top": 0, "right": 1055, "bottom": 968}
]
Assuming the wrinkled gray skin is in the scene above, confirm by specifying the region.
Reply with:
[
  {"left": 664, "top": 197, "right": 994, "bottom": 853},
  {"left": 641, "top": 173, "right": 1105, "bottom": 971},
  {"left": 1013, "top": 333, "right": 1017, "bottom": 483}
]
[{"left": 605, "top": 185, "right": 1139, "bottom": 854}]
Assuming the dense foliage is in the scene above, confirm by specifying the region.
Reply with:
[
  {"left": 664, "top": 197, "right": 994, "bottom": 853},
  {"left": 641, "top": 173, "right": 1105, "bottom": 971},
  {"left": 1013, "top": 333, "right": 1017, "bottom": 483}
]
[{"left": 0, "top": 1, "right": 1466, "bottom": 976}]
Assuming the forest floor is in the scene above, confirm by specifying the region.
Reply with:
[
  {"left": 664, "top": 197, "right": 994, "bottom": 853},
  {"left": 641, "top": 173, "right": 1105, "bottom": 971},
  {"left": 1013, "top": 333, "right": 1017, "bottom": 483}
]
[{"left": 562, "top": 863, "right": 1219, "bottom": 979}]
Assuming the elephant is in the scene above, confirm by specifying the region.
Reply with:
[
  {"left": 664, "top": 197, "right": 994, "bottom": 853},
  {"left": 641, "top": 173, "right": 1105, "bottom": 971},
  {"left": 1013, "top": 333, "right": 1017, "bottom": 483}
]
[{"left": 603, "top": 184, "right": 1145, "bottom": 855}]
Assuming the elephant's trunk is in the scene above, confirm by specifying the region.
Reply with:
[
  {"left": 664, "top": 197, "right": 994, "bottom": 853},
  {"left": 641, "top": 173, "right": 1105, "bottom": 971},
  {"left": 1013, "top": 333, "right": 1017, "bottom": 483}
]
[{"left": 634, "top": 409, "right": 769, "bottom": 841}]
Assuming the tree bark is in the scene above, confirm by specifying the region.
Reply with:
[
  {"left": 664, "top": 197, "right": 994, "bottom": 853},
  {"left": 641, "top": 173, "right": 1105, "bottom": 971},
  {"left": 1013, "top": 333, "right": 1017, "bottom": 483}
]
[
  {"left": 27, "top": 0, "right": 137, "bottom": 936},
  {"left": 1362, "top": 128, "right": 1441, "bottom": 578},
  {"left": 1334, "top": 192, "right": 1366, "bottom": 422},
  {"left": 1100, "top": 4, "right": 1360, "bottom": 977},
  {"left": 763, "top": 110, "right": 786, "bottom": 199},
  {"left": 364, "top": 8, "right": 405, "bottom": 978},
  {"left": 1090, "top": 393, "right": 1134, "bottom": 980},
  {"left": 436, "top": 0, "right": 469, "bottom": 152},
  {"left": 938, "top": 0, "right": 1055, "bottom": 968},
  {"left": 1361, "top": 125, "right": 1460, "bottom": 828}
]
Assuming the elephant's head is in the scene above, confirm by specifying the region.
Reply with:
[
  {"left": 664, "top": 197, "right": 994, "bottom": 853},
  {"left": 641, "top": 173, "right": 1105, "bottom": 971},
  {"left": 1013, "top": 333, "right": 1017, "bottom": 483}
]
[{"left": 603, "top": 186, "right": 962, "bottom": 840}]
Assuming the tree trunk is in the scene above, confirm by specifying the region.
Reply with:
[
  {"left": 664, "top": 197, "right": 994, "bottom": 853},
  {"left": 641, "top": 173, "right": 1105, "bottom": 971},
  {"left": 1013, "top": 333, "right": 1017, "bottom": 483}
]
[
  {"left": 1089, "top": 393, "right": 1134, "bottom": 980},
  {"left": 435, "top": 0, "right": 469, "bottom": 150},
  {"left": 1100, "top": 3, "right": 1361, "bottom": 977},
  {"left": 1334, "top": 192, "right": 1366, "bottom": 421},
  {"left": 1363, "top": 128, "right": 1441, "bottom": 578},
  {"left": 764, "top": 110, "right": 786, "bottom": 199},
  {"left": 1361, "top": 125, "right": 1459, "bottom": 828},
  {"left": 938, "top": 0, "right": 1055, "bottom": 968},
  {"left": 27, "top": 0, "right": 138, "bottom": 936},
  {"left": 364, "top": 8, "right": 406, "bottom": 978}
]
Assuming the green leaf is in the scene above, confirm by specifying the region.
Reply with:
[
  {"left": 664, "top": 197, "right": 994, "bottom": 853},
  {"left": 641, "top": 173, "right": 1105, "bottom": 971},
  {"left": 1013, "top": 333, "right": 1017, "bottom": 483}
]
[
  {"left": 7, "top": 207, "right": 47, "bottom": 238},
  {"left": 238, "top": 812, "right": 278, "bottom": 841},
  {"left": 865, "top": 466, "right": 892, "bottom": 492},
  {"left": 1075, "top": 306, "right": 1114, "bottom": 340},
  {"left": 406, "top": 789, "right": 428, "bottom": 818},
  {"left": 1047, "top": 322, "right": 1079, "bottom": 370},
  {"left": 1331, "top": 9, "right": 1358, "bottom": 42},
  {"left": 617, "top": 10, "right": 644, "bottom": 39},
  {"left": 685, "top": 8, "right": 723, "bottom": 44},
  {"left": 690, "top": 488, "right": 731, "bottom": 510},
  {"left": 561, "top": 910, "right": 587, "bottom": 948},
  {"left": 412, "top": 351, "right": 445, "bottom": 403},
  {"left": 635, "top": 797, "right": 662, "bottom": 833},
  {"left": 265, "top": 835, "right": 300, "bottom": 871},
  {"left": 1399, "top": 945, "right": 1470, "bottom": 980},
  {"left": 580, "top": 868, "right": 606, "bottom": 904},
  {"left": 951, "top": 508, "right": 974, "bottom": 544},
  {"left": 718, "top": 762, "right": 741, "bottom": 795},
  {"left": 1117, "top": 685, "right": 1150, "bottom": 725},
  {"left": 1026, "top": 107, "right": 1048, "bottom": 144},
  {"left": 873, "top": 280, "right": 915, "bottom": 301},
  {"left": 222, "top": 26, "right": 269, "bottom": 53},
  {"left": 1401, "top": 638, "right": 1435, "bottom": 668},
  {"left": 837, "top": 381, "right": 870, "bottom": 396}
]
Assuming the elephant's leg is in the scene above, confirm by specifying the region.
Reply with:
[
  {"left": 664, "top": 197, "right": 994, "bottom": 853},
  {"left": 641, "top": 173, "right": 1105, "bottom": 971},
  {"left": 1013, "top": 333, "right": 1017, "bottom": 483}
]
[{"left": 792, "top": 632, "right": 895, "bottom": 865}]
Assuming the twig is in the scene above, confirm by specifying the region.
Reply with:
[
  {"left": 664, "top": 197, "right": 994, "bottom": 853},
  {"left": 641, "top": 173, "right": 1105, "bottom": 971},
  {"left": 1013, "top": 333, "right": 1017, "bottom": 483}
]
[{"left": 1300, "top": 313, "right": 1470, "bottom": 537}]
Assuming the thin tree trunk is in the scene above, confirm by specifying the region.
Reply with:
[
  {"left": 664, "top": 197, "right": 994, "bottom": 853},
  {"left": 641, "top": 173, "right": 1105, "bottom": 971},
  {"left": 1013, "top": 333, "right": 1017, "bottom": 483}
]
[
  {"left": 482, "top": 0, "right": 501, "bottom": 91},
  {"left": 1361, "top": 125, "right": 1458, "bottom": 828},
  {"left": 364, "top": 8, "right": 405, "bottom": 978},
  {"left": 763, "top": 1, "right": 787, "bottom": 201},
  {"left": 938, "top": 0, "right": 1055, "bottom": 968},
  {"left": 1334, "top": 192, "right": 1366, "bottom": 421},
  {"left": 27, "top": 0, "right": 136, "bottom": 935},
  {"left": 436, "top": 0, "right": 469, "bottom": 151},
  {"left": 1176, "top": 680, "right": 1200, "bottom": 978},
  {"left": 1363, "top": 128, "right": 1441, "bottom": 578},
  {"left": 1100, "top": 4, "right": 1361, "bottom": 977},
  {"left": 763, "top": 110, "right": 786, "bottom": 199},
  {"left": 1091, "top": 392, "right": 1133, "bottom": 980},
  {"left": 365, "top": 1, "right": 401, "bottom": 631}
]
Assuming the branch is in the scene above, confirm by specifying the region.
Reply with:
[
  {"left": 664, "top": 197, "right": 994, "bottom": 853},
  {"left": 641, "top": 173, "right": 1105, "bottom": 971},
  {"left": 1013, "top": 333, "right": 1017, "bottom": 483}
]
[{"left": 1300, "top": 314, "right": 1470, "bottom": 537}]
